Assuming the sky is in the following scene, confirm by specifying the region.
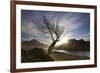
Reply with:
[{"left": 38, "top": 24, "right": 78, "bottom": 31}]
[{"left": 21, "top": 9, "right": 90, "bottom": 45}]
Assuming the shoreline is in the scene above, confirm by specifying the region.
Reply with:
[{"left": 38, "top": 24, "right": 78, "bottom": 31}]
[{"left": 51, "top": 51, "right": 90, "bottom": 61}]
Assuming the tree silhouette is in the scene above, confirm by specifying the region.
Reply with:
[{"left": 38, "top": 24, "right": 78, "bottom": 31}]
[{"left": 32, "top": 15, "right": 64, "bottom": 55}]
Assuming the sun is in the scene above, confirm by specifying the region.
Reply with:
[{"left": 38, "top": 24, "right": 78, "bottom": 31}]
[{"left": 56, "top": 37, "right": 69, "bottom": 46}]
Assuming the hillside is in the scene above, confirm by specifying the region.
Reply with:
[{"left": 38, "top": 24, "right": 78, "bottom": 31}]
[
  {"left": 21, "top": 48, "right": 54, "bottom": 63},
  {"left": 22, "top": 39, "right": 48, "bottom": 51},
  {"left": 55, "top": 39, "right": 90, "bottom": 51}
]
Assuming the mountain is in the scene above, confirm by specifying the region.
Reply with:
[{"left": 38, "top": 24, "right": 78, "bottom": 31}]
[
  {"left": 55, "top": 39, "right": 90, "bottom": 51},
  {"left": 22, "top": 39, "right": 48, "bottom": 51}
]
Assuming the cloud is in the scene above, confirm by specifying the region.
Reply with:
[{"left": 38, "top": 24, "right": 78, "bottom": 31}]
[
  {"left": 21, "top": 10, "right": 90, "bottom": 44},
  {"left": 21, "top": 21, "right": 51, "bottom": 44},
  {"left": 58, "top": 13, "right": 84, "bottom": 40},
  {"left": 81, "top": 33, "right": 90, "bottom": 41}
]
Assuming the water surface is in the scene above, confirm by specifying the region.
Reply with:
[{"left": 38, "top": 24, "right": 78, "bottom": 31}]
[{"left": 53, "top": 50, "right": 90, "bottom": 57}]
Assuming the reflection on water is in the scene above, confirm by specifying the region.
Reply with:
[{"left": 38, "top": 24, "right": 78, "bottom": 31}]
[{"left": 53, "top": 50, "right": 90, "bottom": 57}]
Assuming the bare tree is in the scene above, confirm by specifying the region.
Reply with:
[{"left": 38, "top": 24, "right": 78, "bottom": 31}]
[{"left": 32, "top": 15, "right": 64, "bottom": 55}]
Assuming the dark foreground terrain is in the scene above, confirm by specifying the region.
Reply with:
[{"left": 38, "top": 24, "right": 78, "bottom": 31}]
[
  {"left": 21, "top": 48, "right": 89, "bottom": 63},
  {"left": 21, "top": 48, "right": 54, "bottom": 63}
]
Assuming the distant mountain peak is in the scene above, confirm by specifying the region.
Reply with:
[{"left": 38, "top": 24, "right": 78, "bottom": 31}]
[{"left": 30, "top": 39, "right": 39, "bottom": 43}]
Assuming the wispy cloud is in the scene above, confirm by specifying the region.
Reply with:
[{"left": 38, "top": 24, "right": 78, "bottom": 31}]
[
  {"left": 21, "top": 10, "right": 90, "bottom": 44},
  {"left": 81, "top": 33, "right": 90, "bottom": 41}
]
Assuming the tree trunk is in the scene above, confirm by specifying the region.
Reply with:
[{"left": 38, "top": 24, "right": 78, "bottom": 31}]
[{"left": 48, "top": 39, "right": 58, "bottom": 55}]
